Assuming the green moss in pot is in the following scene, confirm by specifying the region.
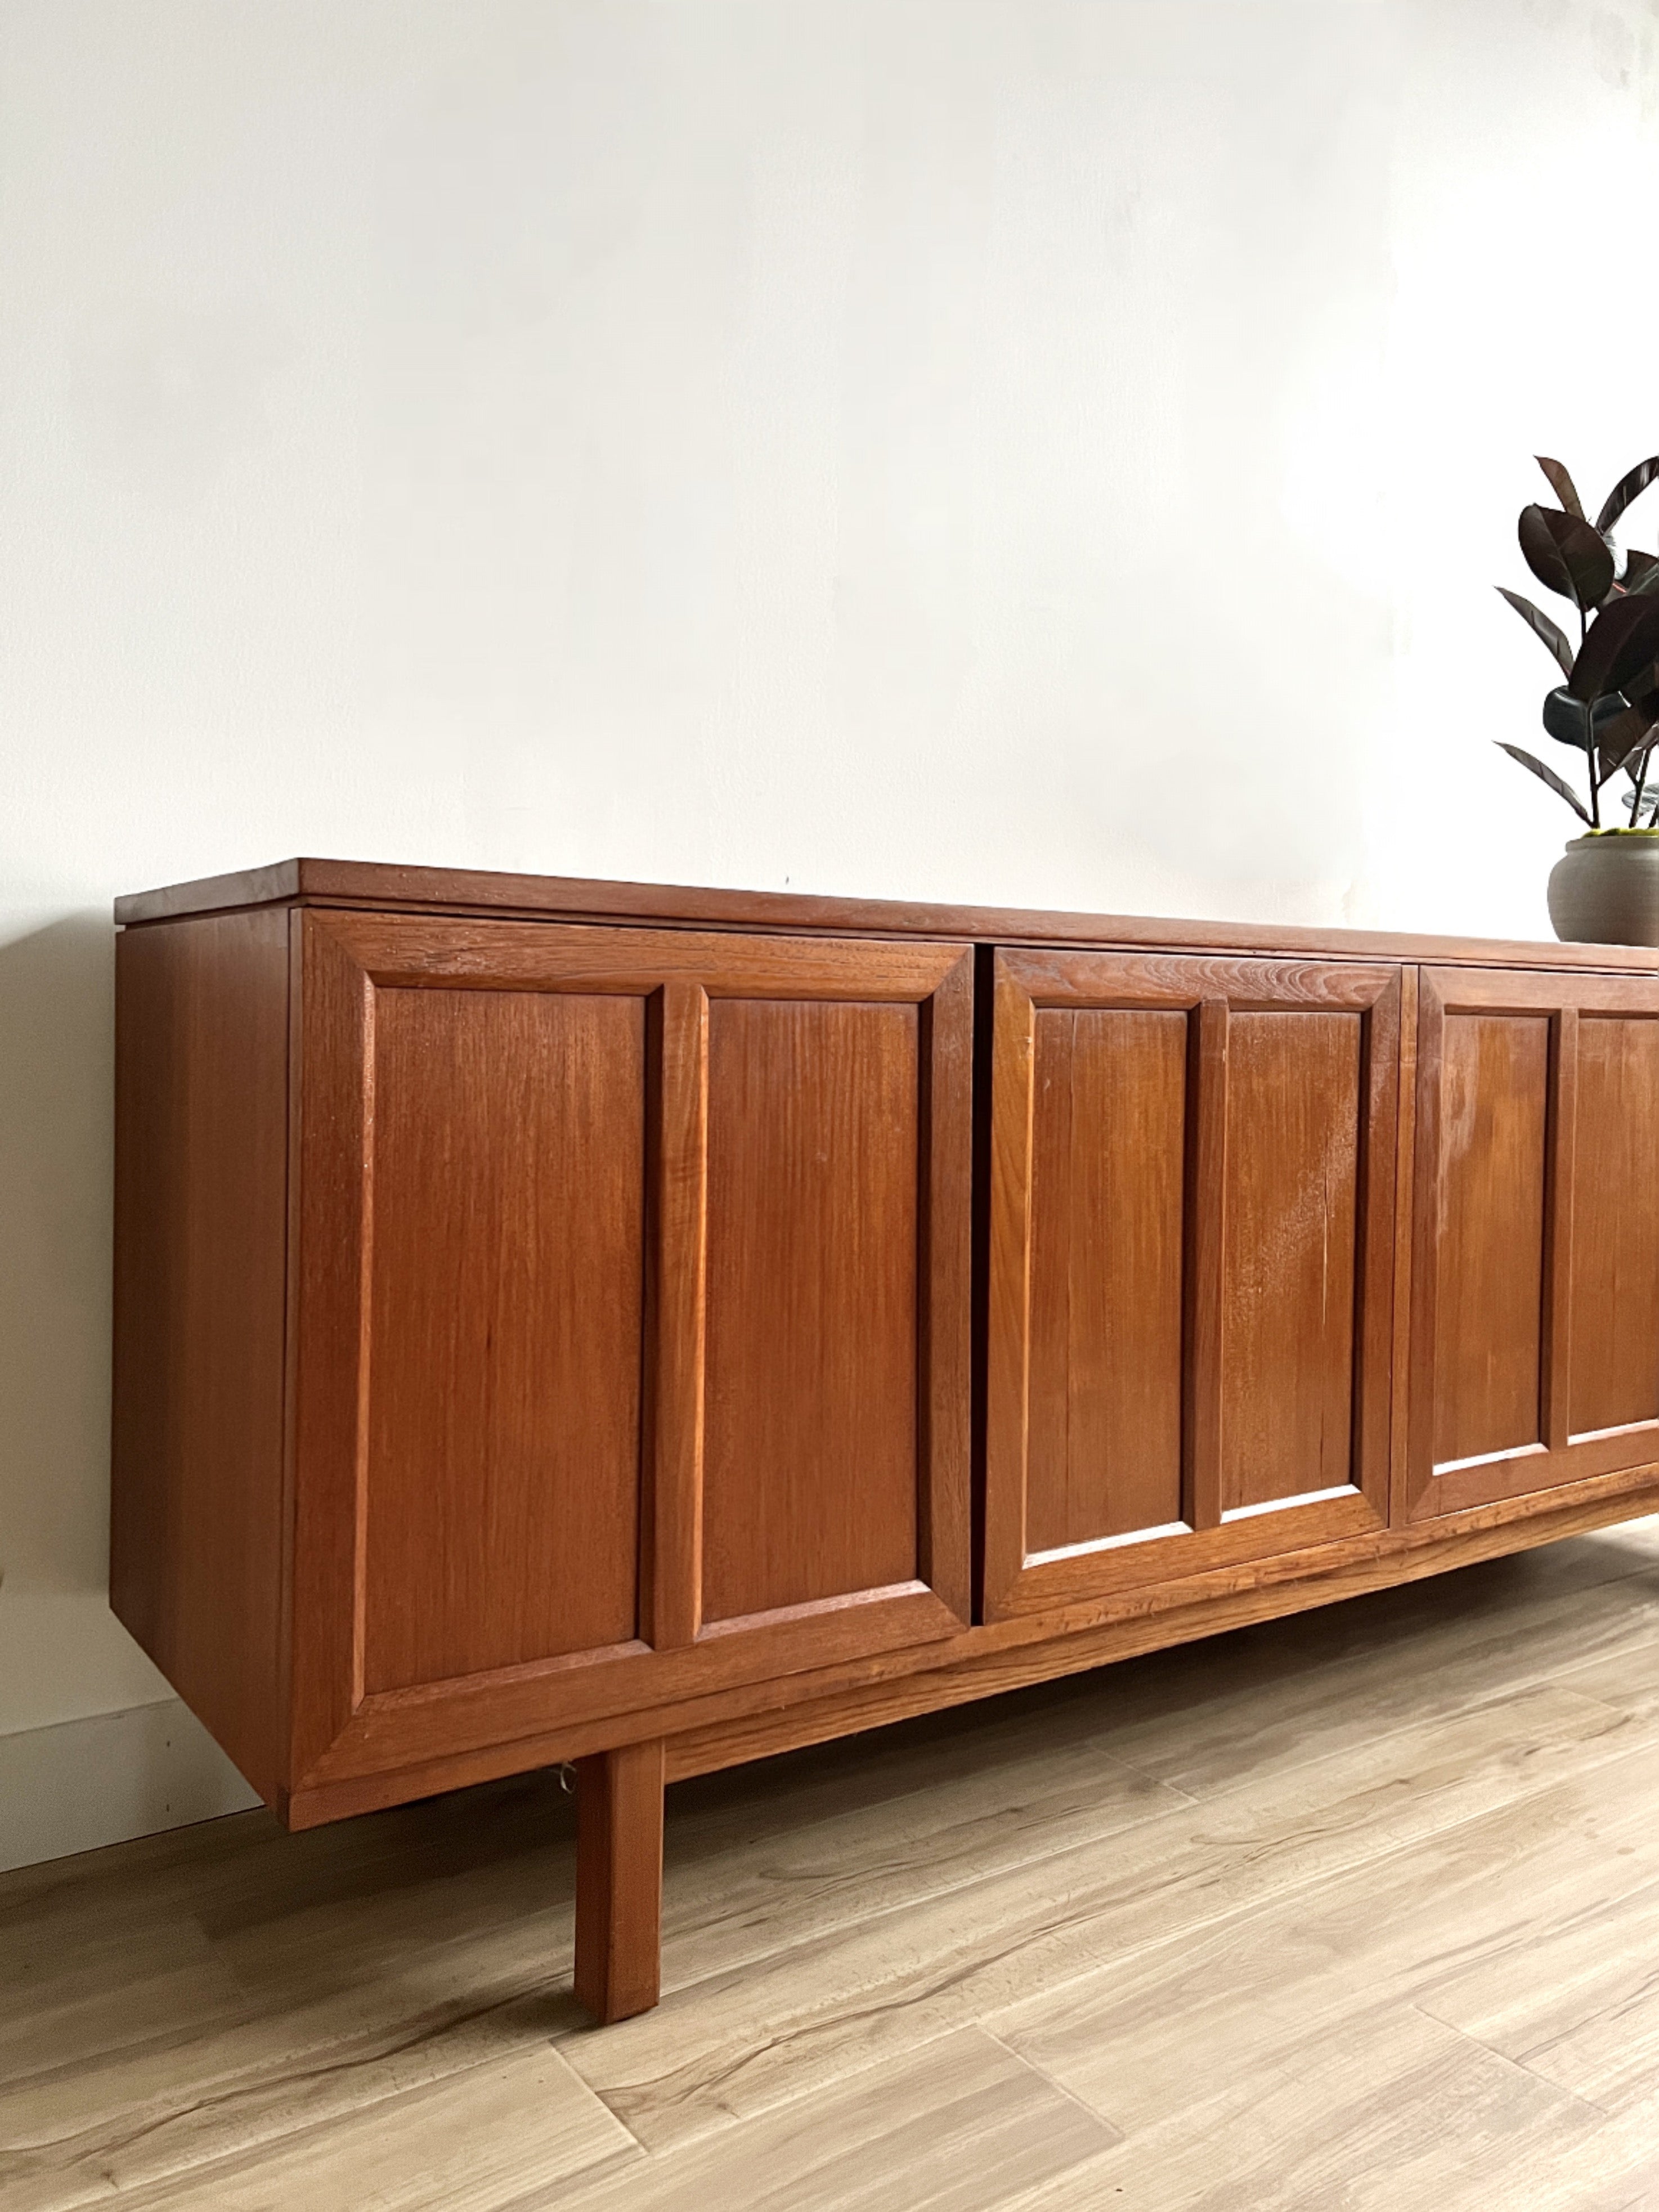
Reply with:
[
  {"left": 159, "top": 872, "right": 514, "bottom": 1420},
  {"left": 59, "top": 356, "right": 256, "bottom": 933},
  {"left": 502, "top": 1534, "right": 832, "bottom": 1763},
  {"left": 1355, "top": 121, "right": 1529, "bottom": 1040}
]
[{"left": 1497, "top": 452, "right": 1659, "bottom": 946}]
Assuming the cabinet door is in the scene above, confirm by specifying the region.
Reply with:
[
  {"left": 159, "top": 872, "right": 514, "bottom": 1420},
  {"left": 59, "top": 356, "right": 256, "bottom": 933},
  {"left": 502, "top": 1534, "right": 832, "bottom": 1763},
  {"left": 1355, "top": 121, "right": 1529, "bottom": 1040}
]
[
  {"left": 985, "top": 949, "right": 1400, "bottom": 1619},
  {"left": 289, "top": 911, "right": 971, "bottom": 1794},
  {"left": 1406, "top": 966, "right": 1659, "bottom": 1519}
]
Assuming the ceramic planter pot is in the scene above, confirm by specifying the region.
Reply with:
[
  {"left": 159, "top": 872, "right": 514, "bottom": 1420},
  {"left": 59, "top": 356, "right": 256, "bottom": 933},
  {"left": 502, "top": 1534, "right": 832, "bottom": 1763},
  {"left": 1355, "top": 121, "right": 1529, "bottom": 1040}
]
[{"left": 1548, "top": 831, "right": 1659, "bottom": 947}]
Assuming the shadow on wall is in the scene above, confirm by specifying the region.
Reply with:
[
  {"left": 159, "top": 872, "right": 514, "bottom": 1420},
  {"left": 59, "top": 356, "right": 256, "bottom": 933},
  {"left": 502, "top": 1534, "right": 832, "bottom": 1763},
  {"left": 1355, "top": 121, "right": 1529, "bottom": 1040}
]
[{"left": 0, "top": 912, "right": 119, "bottom": 1596}]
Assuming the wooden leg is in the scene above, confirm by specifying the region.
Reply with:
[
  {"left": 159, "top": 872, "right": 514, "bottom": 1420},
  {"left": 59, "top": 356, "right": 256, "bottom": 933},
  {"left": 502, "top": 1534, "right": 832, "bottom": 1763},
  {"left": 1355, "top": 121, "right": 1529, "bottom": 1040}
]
[{"left": 573, "top": 1738, "right": 665, "bottom": 2024}]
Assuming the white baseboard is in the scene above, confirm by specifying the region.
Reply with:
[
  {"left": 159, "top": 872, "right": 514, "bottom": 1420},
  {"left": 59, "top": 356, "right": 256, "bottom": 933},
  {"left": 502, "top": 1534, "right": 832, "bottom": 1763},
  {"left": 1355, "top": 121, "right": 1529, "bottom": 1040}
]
[{"left": 0, "top": 1699, "right": 262, "bottom": 1874}]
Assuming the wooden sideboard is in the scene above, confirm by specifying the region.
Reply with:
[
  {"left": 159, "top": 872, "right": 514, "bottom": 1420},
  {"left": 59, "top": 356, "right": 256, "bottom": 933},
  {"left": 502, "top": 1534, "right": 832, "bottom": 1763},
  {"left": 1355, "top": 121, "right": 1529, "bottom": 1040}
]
[{"left": 110, "top": 860, "right": 1659, "bottom": 2022}]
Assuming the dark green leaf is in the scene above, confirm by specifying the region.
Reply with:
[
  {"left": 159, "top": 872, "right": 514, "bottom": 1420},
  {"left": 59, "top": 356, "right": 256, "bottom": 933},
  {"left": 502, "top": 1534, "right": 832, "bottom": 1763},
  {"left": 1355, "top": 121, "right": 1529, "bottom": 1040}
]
[
  {"left": 1519, "top": 504, "right": 1616, "bottom": 609},
  {"left": 1496, "top": 587, "right": 1573, "bottom": 678},
  {"left": 1543, "top": 688, "right": 1589, "bottom": 747},
  {"left": 1496, "top": 741, "right": 1592, "bottom": 823},
  {"left": 1624, "top": 549, "right": 1659, "bottom": 589},
  {"left": 1570, "top": 595, "right": 1659, "bottom": 702},
  {"left": 1595, "top": 456, "right": 1659, "bottom": 534},
  {"left": 1536, "top": 456, "right": 1585, "bottom": 518},
  {"left": 1543, "top": 688, "right": 1625, "bottom": 750}
]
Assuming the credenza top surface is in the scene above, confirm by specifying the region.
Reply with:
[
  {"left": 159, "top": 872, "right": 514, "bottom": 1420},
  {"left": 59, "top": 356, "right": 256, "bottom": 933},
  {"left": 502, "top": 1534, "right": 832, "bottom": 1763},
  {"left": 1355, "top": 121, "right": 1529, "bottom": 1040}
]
[{"left": 112, "top": 855, "right": 1659, "bottom": 973}]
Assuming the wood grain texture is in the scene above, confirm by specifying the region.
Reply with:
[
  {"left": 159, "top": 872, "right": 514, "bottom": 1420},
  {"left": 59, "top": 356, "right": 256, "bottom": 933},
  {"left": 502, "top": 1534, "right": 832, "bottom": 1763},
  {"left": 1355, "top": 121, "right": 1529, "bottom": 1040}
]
[
  {"left": 114, "top": 856, "right": 1659, "bottom": 975},
  {"left": 984, "top": 952, "right": 1396, "bottom": 1622},
  {"left": 1185, "top": 994, "right": 1228, "bottom": 1536},
  {"left": 702, "top": 997, "right": 922, "bottom": 1621},
  {"left": 570, "top": 1667, "right": 1657, "bottom": 2155},
  {"left": 1410, "top": 968, "right": 1659, "bottom": 1522},
  {"left": 361, "top": 985, "right": 645, "bottom": 1691},
  {"left": 556, "top": 2027, "right": 1118, "bottom": 2211},
  {"left": 284, "top": 910, "right": 972, "bottom": 1800},
  {"left": 1388, "top": 966, "right": 1421, "bottom": 1531},
  {"left": 110, "top": 909, "right": 292, "bottom": 1805},
  {"left": 1220, "top": 1007, "right": 1360, "bottom": 1511},
  {"left": 642, "top": 981, "right": 709, "bottom": 1651},
  {"left": 1431, "top": 1011, "right": 1550, "bottom": 1466},
  {"left": 1025, "top": 1007, "right": 1187, "bottom": 1552},
  {"left": 575, "top": 1739, "right": 666, "bottom": 2026},
  {"left": 1570, "top": 1013, "right": 1659, "bottom": 1438}
]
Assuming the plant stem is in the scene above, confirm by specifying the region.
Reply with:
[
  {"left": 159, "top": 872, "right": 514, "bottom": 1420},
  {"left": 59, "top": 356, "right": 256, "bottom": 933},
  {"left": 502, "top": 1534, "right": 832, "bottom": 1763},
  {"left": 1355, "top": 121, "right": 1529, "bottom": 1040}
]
[{"left": 1579, "top": 600, "right": 1594, "bottom": 824}]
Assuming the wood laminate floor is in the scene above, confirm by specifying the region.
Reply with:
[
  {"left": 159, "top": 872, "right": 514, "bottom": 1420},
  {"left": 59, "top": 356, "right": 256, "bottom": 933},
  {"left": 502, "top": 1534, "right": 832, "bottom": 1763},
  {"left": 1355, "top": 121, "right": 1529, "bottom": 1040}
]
[{"left": 11, "top": 1522, "right": 1659, "bottom": 2209}]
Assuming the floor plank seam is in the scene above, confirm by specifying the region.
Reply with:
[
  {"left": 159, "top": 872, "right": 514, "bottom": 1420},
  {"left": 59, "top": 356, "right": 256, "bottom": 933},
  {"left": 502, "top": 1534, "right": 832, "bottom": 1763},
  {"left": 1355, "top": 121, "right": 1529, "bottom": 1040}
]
[
  {"left": 1406, "top": 2001, "right": 1616, "bottom": 2120},
  {"left": 580, "top": 2019, "right": 992, "bottom": 2163},
  {"left": 601, "top": 1841, "right": 1580, "bottom": 2137},
  {"left": 975, "top": 2025, "right": 1127, "bottom": 2142},
  {"left": 1, "top": 1988, "right": 573, "bottom": 2191},
  {"left": 29, "top": 2034, "right": 625, "bottom": 2212}
]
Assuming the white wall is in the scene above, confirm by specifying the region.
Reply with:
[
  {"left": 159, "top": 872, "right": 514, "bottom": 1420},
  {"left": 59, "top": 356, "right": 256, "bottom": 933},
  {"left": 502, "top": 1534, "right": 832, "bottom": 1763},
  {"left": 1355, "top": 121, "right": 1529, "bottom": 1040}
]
[{"left": 5, "top": 0, "right": 1658, "bottom": 1863}]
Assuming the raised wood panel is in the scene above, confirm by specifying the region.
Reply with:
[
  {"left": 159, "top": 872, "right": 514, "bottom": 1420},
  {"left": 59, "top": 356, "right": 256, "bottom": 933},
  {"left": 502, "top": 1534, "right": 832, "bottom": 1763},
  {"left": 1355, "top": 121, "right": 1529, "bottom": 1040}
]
[
  {"left": 288, "top": 912, "right": 973, "bottom": 1790},
  {"left": 1571, "top": 1016, "right": 1659, "bottom": 1437},
  {"left": 1432, "top": 1013, "right": 1550, "bottom": 1468},
  {"left": 702, "top": 998, "right": 921, "bottom": 1623},
  {"left": 1222, "top": 1009, "right": 1361, "bottom": 1513},
  {"left": 109, "top": 910, "right": 292, "bottom": 1806},
  {"left": 361, "top": 988, "right": 645, "bottom": 1694},
  {"left": 985, "top": 950, "right": 1398, "bottom": 1621},
  {"left": 1410, "top": 968, "right": 1659, "bottom": 1519},
  {"left": 1025, "top": 1008, "right": 1186, "bottom": 1554}
]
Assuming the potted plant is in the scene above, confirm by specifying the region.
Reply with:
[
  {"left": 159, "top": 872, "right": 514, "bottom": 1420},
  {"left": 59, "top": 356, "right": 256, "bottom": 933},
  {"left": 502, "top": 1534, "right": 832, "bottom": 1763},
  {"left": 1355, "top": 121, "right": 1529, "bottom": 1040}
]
[{"left": 1497, "top": 454, "right": 1659, "bottom": 945}]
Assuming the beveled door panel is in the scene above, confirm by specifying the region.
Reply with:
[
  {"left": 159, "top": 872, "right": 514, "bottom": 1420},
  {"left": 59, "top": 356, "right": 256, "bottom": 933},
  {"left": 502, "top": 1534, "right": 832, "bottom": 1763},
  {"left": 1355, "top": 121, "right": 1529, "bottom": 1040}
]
[
  {"left": 702, "top": 998, "right": 922, "bottom": 1623},
  {"left": 986, "top": 950, "right": 1399, "bottom": 1619},
  {"left": 1222, "top": 1008, "right": 1364, "bottom": 1513},
  {"left": 1408, "top": 967, "right": 1659, "bottom": 1518},
  {"left": 1025, "top": 1006, "right": 1189, "bottom": 1553},
  {"left": 363, "top": 986, "right": 645, "bottom": 1692},
  {"left": 290, "top": 912, "right": 972, "bottom": 1792}
]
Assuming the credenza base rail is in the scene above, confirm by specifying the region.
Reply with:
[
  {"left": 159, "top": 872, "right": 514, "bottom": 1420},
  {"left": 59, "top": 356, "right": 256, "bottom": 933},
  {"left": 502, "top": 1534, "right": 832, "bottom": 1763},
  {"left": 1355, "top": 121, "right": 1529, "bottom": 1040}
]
[{"left": 279, "top": 1462, "right": 1659, "bottom": 1837}]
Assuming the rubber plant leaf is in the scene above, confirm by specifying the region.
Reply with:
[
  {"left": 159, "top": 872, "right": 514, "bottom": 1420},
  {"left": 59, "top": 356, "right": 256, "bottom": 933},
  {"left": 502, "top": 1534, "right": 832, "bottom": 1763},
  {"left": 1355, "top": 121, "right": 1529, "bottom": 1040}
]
[
  {"left": 1594, "top": 703, "right": 1659, "bottom": 782},
  {"left": 1600, "top": 730, "right": 1659, "bottom": 790},
  {"left": 1592, "top": 702, "right": 1653, "bottom": 778},
  {"left": 1536, "top": 456, "right": 1585, "bottom": 518},
  {"left": 1596, "top": 456, "right": 1659, "bottom": 534},
  {"left": 1496, "top": 587, "right": 1573, "bottom": 678},
  {"left": 1519, "top": 504, "right": 1616, "bottom": 609},
  {"left": 1625, "top": 553, "right": 1659, "bottom": 596},
  {"left": 1496, "top": 741, "right": 1592, "bottom": 823},
  {"left": 1541, "top": 688, "right": 1625, "bottom": 749},
  {"left": 1568, "top": 595, "right": 1659, "bottom": 703}
]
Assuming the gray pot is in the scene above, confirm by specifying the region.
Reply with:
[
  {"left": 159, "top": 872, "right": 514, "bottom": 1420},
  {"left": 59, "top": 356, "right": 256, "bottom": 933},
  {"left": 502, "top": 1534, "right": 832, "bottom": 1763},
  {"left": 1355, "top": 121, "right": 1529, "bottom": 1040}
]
[{"left": 1547, "top": 832, "right": 1659, "bottom": 946}]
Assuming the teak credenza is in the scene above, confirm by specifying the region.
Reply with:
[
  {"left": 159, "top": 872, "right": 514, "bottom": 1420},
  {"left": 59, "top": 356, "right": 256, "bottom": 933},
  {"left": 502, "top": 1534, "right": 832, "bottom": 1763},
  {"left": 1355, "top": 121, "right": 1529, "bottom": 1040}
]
[{"left": 111, "top": 860, "right": 1659, "bottom": 2022}]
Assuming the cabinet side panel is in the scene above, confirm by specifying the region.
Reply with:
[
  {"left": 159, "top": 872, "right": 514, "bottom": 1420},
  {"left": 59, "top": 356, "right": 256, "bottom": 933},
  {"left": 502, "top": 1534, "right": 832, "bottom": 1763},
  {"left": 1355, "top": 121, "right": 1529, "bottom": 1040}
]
[
  {"left": 361, "top": 987, "right": 645, "bottom": 1693},
  {"left": 1026, "top": 1007, "right": 1186, "bottom": 1550},
  {"left": 1222, "top": 1009, "right": 1361, "bottom": 1509},
  {"left": 1433, "top": 1012, "right": 1549, "bottom": 1466},
  {"left": 110, "top": 910, "right": 291, "bottom": 1804},
  {"left": 702, "top": 998, "right": 920, "bottom": 1621},
  {"left": 1571, "top": 1015, "right": 1659, "bottom": 1436}
]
